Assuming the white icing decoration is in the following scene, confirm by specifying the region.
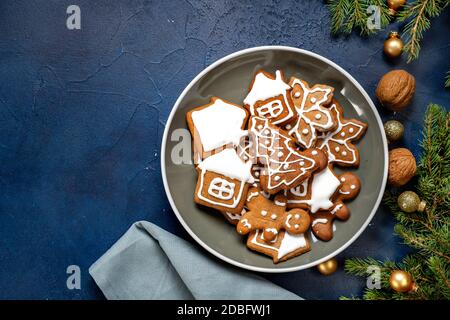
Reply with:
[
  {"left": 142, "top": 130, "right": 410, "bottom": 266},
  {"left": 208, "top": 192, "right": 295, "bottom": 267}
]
[
  {"left": 339, "top": 190, "right": 350, "bottom": 195},
  {"left": 342, "top": 151, "right": 347, "bottom": 156},
  {"left": 277, "top": 151, "right": 283, "bottom": 157},
  {"left": 294, "top": 224, "right": 299, "bottom": 229},
  {"left": 285, "top": 214, "right": 292, "bottom": 228},
  {"left": 274, "top": 176, "right": 280, "bottom": 181},
  {"left": 300, "top": 161, "right": 305, "bottom": 166},
  {"left": 244, "top": 70, "right": 294, "bottom": 124},
  {"left": 225, "top": 208, "right": 244, "bottom": 221},
  {"left": 274, "top": 200, "right": 286, "bottom": 206},
  {"left": 241, "top": 219, "right": 251, "bottom": 229},
  {"left": 288, "top": 78, "right": 334, "bottom": 148},
  {"left": 312, "top": 150, "right": 318, "bottom": 155},
  {"left": 265, "top": 228, "right": 278, "bottom": 235},
  {"left": 335, "top": 146, "right": 340, "bottom": 152},
  {"left": 285, "top": 124, "right": 292, "bottom": 130},
  {"left": 283, "top": 163, "right": 289, "bottom": 170},
  {"left": 254, "top": 171, "right": 260, "bottom": 177},
  {"left": 312, "top": 218, "right": 328, "bottom": 227},
  {"left": 191, "top": 98, "right": 247, "bottom": 152},
  {"left": 315, "top": 114, "right": 321, "bottom": 120},
  {"left": 261, "top": 210, "right": 268, "bottom": 217},
  {"left": 340, "top": 177, "right": 346, "bottom": 182},
  {"left": 294, "top": 92, "right": 301, "bottom": 98},
  {"left": 289, "top": 180, "right": 308, "bottom": 197},
  {"left": 294, "top": 214, "right": 300, "bottom": 219},
  {"left": 198, "top": 149, "right": 254, "bottom": 182},
  {"left": 340, "top": 132, "right": 345, "bottom": 137},
  {"left": 330, "top": 203, "right": 343, "bottom": 215},
  {"left": 302, "top": 128, "right": 309, "bottom": 135},
  {"left": 349, "top": 128, "right": 354, "bottom": 133},
  {"left": 246, "top": 191, "right": 259, "bottom": 202},
  {"left": 311, "top": 97, "right": 317, "bottom": 103},
  {"left": 350, "top": 184, "right": 356, "bottom": 189},
  {"left": 207, "top": 178, "right": 235, "bottom": 200},
  {"left": 271, "top": 214, "right": 277, "bottom": 220},
  {"left": 287, "top": 167, "right": 341, "bottom": 213},
  {"left": 316, "top": 104, "right": 365, "bottom": 165}
]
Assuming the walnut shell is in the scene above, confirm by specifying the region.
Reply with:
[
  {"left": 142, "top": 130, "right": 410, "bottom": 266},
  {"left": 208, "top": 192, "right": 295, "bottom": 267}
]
[
  {"left": 388, "top": 148, "right": 416, "bottom": 186},
  {"left": 376, "top": 70, "right": 415, "bottom": 112}
]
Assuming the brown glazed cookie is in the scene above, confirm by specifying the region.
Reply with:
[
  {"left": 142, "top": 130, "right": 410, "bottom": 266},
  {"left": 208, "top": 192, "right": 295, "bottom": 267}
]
[
  {"left": 247, "top": 230, "right": 311, "bottom": 263},
  {"left": 236, "top": 190, "right": 310, "bottom": 242},
  {"left": 315, "top": 100, "right": 367, "bottom": 167},
  {"left": 285, "top": 77, "right": 336, "bottom": 149},
  {"left": 187, "top": 97, "right": 249, "bottom": 160},
  {"left": 244, "top": 70, "right": 296, "bottom": 126},
  {"left": 194, "top": 149, "right": 254, "bottom": 214},
  {"left": 248, "top": 116, "right": 328, "bottom": 194},
  {"left": 310, "top": 172, "right": 361, "bottom": 241}
]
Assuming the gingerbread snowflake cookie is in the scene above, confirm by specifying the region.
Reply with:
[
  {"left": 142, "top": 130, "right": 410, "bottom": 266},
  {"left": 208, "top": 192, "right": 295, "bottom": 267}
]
[
  {"left": 194, "top": 148, "right": 254, "bottom": 214},
  {"left": 249, "top": 116, "right": 328, "bottom": 194},
  {"left": 247, "top": 230, "right": 311, "bottom": 263},
  {"left": 187, "top": 97, "right": 249, "bottom": 160},
  {"left": 244, "top": 70, "right": 295, "bottom": 125},
  {"left": 285, "top": 78, "right": 336, "bottom": 149},
  {"left": 310, "top": 172, "right": 361, "bottom": 241},
  {"left": 315, "top": 100, "right": 367, "bottom": 167},
  {"left": 236, "top": 189, "right": 310, "bottom": 242}
]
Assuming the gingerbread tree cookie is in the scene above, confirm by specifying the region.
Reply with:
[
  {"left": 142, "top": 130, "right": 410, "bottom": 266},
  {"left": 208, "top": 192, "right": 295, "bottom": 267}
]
[
  {"left": 315, "top": 101, "right": 367, "bottom": 167},
  {"left": 236, "top": 188, "right": 310, "bottom": 242},
  {"left": 286, "top": 78, "right": 335, "bottom": 149},
  {"left": 249, "top": 116, "right": 328, "bottom": 194}
]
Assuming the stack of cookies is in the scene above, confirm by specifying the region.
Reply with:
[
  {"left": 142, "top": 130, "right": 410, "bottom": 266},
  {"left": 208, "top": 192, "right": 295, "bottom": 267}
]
[{"left": 186, "top": 69, "right": 367, "bottom": 263}]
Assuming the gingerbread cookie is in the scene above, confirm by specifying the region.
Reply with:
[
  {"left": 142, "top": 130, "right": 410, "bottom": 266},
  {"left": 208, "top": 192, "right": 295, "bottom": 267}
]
[
  {"left": 249, "top": 116, "right": 328, "bottom": 194},
  {"left": 244, "top": 70, "right": 295, "bottom": 125},
  {"left": 247, "top": 230, "right": 311, "bottom": 263},
  {"left": 195, "top": 148, "right": 254, "bottom": 214},
  {"left": 286, "top": 78, "right": 335, "bottom": 149},
  {"left": 316, "top": 101, "right": 367, "bottom": 167},
  {"left": 310, "top": 172, "right": 361, "bottom": 241},
  {"left": 187, "top": 97, "right": 249, "bottom": 160},
  {"left": 236, "top": 189, "right": 310, "bottom": 242}
]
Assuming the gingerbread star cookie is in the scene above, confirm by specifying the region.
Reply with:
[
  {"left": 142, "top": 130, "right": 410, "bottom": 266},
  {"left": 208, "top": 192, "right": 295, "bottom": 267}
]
[
  {"left": 315, "top": 100, "right": 367, "bottom": 167},
  {"left": 285, "top": 78, "right": 335, "bottom": 149},
  {"left": 249, "top": 116, "right": 328, "bottom": 194},
  {"left": 236, "top": 187, "right": 310, "bottom": 242}
]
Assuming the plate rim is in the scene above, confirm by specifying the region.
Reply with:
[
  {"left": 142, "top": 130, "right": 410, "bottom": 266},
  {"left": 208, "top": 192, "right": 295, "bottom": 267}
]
[{"left": 161, "top": 45, "right": 388, "bottom": 273}]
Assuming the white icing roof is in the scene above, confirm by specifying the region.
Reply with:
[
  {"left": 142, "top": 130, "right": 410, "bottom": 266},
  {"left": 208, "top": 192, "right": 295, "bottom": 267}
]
[{"left": 244, "top": 70, "right": 291, "bottom": 107}]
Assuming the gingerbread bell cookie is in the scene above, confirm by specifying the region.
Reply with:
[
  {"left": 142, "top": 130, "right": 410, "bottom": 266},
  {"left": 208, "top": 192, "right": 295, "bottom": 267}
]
[{"left": 186, "top": 68, "right": 368, "bottom": 264}]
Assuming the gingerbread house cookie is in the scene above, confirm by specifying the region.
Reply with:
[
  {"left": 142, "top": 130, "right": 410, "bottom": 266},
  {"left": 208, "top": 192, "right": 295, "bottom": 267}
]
[{"left": 244, "top": 70, "right": 295, "bottom": 125}]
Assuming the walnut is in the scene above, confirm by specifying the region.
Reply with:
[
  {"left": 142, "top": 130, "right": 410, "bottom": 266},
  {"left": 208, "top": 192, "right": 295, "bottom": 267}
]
[
  {"left": 388, "top": 148, "right": 416, "bottom": 186},
  {"left": 376, "top": 70, "right": 416, "bottom": 112}
]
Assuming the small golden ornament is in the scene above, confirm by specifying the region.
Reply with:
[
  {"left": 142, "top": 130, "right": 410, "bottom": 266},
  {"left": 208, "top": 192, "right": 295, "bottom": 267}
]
[
  {"left": 389, "top": 270, "right": 414, "bottom": 293},
  {"left": 376, "top": 69, "right": 415, "bottom": 112},
  {"left": 317, "top": 258, "right": 338, "bottom": 275},
  {"left": 388, "top": 148, "right": 416, "bottom": 186},
  {"left": 384, "top": 31, "right": 404, "bottom": 59},
  {"left": 398, "top": 191, "right": 426, "bottom": 213},
  {"left": 384, "top": 120, "right": 404, "bottom": 142},
  {"left": 387, "top": 0, "right": 407, "bottom": 15}
]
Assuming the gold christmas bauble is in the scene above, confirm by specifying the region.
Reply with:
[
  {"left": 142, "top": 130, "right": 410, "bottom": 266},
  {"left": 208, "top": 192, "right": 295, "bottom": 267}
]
[
  {"left": 317, "top": 258, "right": 338, "bottom": 275},
  {"left": 384, "top": 32, "right": 404, "bottom": 58},
  {"left": 387, "top": 0, "right": 407, "bottom": 15},
  {"left": 390, "top": 270, "right": 413, "bottom": 293},
  {"left": 398, "top": 191, "right": 425, "bottom": 213},
  {"left": 384, "top": 120, "right": 404, "bottom": 142}
]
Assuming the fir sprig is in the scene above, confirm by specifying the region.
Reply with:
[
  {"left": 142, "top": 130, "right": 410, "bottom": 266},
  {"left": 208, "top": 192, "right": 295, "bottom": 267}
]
[
  {"left": 446, "top": 71, "right": 450, "bottom": 88},
  {"left": 343, "top": 104, "right": 450, "bottom": 300},
  {"left": 397, "top": 0, "right": 448, "bottom": 63},
  {"left": 328, "top": 0, "right": 391, "bottom": 36}
]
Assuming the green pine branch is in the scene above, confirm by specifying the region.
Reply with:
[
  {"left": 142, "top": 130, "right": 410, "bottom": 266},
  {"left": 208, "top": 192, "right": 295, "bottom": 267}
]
[
  {"left": 328, "top": 0, "right": 391, "bottom": 36},
  {"left": 343, "top": 104, "right": 450, "bottom": 300},
  {"left": 446, "top": 72, "right": 450, "bottom": 88}
]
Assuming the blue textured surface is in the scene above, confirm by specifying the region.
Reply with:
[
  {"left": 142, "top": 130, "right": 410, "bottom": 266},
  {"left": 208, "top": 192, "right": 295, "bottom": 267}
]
[{"left": 0, "top": 0, "right": 449, "bottom": 300}]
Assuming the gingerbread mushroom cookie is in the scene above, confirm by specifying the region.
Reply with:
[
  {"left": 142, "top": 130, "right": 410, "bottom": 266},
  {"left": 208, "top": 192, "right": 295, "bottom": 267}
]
[
  {"left": 286, "top": 78, "right": 336, "bottom": 149},
  {"left": 187, "top": 97, "right": 249, "bottom": 160},
  {"left": 194, "top": 148, "right": 254, "bottom": 214},
  {"left": 316, "top": 100, "right": 367, "bottom": 167},
  {"left": 236, "top": 190, "right": 310, "bottom": 242},
  {"left": 249, "top": 116, "right": 328, "bottom": 194},
  {"left": 244, "top": 70, "right": 295, "bottom": 125},
  {"left": 310, "top": 172, "right": 361, "bottom": 241},
  {"left": 247, "top": 230, "right": 311, "bottom": 263}
]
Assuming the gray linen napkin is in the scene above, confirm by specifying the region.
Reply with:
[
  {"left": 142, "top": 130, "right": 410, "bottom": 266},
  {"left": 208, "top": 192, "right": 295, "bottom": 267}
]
[{"left": 89, "top": 221, "right": 301, "bottom": 300}]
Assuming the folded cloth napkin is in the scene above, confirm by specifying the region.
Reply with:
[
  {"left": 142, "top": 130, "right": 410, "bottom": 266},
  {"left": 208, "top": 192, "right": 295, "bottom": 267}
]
[{"left": 89, "top": 221, "right": 301, "bottom": 300}]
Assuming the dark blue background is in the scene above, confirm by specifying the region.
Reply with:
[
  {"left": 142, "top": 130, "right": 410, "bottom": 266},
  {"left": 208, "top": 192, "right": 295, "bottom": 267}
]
[{"left": 0, "top": 0, "right": 448, "bottom": 299}]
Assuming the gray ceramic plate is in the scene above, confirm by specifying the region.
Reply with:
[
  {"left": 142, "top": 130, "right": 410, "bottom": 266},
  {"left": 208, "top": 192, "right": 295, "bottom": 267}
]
[{"left": 161, "top": 46, "right": 388, "bottom": 272}]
